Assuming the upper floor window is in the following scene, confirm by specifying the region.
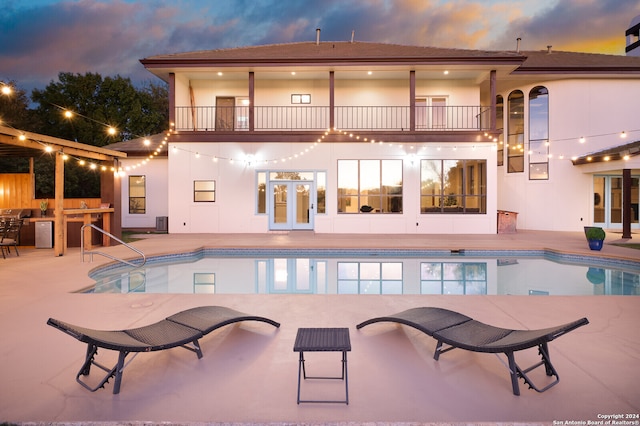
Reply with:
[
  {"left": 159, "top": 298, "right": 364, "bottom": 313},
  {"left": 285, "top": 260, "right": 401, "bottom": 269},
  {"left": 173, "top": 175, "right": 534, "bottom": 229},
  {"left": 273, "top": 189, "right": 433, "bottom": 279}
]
[
  {"left": 529, "top": 86, "right": 549, "bottom": 180},
  {"left": 128, "top": 175, "right": 145, "bottom": 214},
  {"left": 507, "top": 90, "right": 524, "bottom": 173},
  {"left": 496, "top": 95, "right": 504, "bottom": 166},
  {"left": 420, "top": 159, "right": 486, "bottom": 214},
  {"left": 338, "top": 159, "right": 403, "bottom": 213}
]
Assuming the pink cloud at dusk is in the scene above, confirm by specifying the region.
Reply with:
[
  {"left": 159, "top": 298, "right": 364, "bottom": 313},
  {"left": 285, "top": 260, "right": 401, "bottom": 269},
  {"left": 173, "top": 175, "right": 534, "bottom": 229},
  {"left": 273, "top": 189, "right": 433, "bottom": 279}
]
[{"left": 1, "top": 0, "right": 639, "bottom": 95}]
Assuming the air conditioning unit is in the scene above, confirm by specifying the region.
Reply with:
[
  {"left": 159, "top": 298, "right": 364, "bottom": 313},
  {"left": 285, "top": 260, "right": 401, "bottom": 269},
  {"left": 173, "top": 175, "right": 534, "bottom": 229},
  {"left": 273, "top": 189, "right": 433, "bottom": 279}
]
[{"left": 156, "top": 216, "right": 168, "bottom": 232}]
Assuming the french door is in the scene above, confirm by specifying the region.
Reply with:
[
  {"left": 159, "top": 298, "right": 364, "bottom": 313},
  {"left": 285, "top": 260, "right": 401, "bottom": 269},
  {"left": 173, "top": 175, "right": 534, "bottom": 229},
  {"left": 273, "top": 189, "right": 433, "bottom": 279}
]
[
  {"left": 269, "top": 180, "right": 314, "bottom": 230},
  {"left": 593, "top": 175, "right": 639, "bottom": 229}
]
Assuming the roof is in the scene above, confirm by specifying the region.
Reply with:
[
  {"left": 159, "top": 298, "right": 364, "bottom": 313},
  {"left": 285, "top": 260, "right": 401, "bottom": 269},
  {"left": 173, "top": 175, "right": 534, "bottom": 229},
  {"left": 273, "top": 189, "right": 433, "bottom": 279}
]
[
  {"left": 141, "top": 41, "right": 525, "bottom": 66},
  {"left": 572, "top": 140, "right": 640, "bottom": 165},
  {"left": 104, "top": 133, "right": 168, "bottom": 157},
  {"left": 516, "top": 49, "right": 640, "bottom": 74},
  {"left": 141, "top": 41, "right": 640, "bottom": 74}
]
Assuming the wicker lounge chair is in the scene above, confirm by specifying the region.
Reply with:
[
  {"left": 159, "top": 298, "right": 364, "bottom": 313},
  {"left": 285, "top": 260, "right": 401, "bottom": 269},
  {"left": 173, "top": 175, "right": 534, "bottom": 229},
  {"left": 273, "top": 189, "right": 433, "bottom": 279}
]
[
  {"left": 356, "top": 307, "right": 588, "bottom": 395},
  {"left": 47, "top": 305, "right": 280, "bottom": 394}
]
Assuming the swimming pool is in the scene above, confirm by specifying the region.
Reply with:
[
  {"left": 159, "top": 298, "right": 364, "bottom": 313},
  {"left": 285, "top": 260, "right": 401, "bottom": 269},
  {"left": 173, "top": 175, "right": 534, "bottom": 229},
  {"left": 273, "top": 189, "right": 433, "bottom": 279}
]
[{"left": 84, "top": 248, "right": 640, "bottom": 296}]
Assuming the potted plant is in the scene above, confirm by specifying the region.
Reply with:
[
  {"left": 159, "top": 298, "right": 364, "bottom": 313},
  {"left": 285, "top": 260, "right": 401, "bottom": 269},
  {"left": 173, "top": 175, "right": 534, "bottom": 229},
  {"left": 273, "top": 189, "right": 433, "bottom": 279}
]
[
  {"left": 585, "top": 227, "right": 605, "bottom": 251},
  {"left": 39, "top": 199, "right": 48, "bottom": 217},
  {"left": 586, "top": 267, "right": 606, "bottom": 285}
]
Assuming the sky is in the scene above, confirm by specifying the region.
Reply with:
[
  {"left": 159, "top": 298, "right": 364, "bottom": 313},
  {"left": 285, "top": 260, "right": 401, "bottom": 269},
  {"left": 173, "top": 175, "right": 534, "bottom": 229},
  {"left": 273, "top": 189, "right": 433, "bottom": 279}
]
[{"left": 1, "top": 0, "right": 640, "bottom": 95}]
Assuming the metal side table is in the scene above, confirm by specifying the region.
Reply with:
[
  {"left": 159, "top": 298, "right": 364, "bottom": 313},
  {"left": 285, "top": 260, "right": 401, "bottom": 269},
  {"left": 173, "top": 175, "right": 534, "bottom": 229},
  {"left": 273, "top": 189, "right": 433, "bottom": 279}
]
[{"left": 293, "top": 327, "right": 351, "bottom": 404}]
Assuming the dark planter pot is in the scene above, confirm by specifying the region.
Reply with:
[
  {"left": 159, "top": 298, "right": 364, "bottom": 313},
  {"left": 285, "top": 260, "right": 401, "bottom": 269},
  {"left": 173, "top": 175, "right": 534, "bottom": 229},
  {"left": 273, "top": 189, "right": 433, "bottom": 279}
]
[{"left": 588, "top": 239, "right": 604, "bottom": 251}]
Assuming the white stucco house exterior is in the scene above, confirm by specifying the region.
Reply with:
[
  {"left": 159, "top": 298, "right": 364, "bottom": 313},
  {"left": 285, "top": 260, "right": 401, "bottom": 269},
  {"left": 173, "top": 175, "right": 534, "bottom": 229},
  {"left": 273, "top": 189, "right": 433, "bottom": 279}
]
[{"left": 107, "top": 36, "right": 640, "bottom": 236}]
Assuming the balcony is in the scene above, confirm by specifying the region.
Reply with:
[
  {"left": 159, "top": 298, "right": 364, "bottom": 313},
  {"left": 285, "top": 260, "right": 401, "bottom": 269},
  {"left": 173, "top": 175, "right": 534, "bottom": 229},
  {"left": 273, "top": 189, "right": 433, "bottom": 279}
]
[{"left": 174, "top": 105, "right": 492, "bottom": 133}]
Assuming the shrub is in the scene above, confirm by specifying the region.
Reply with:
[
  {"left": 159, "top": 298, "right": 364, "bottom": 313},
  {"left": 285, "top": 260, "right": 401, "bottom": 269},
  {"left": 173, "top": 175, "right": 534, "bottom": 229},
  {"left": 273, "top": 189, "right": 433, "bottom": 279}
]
[{"left": 586, "top": 227, "right": 606, "bottom": 240}]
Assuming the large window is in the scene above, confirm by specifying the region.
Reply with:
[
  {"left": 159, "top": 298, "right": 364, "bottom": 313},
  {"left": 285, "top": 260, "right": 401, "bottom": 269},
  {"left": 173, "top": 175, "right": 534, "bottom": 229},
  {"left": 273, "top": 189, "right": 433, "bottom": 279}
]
[
  {"left": 529, "top": 86, "right": 549, "bottom": 180},
  {"left": 338, "top": 262, "right": 403, "bottom": 294},
  {"left": 420, "top": 159, "right": 486, "bottom": 213},
  {"left": 507, "top": 90, "right": 524, "bottom": 173},
  {"left": 128, "top": 175, "right": 146, "bottom": 214},
  {"left": 420, "top": 262, "right": 487, "bottom": 294},
  {"left": 337, "top": 160, "right": 403, "bottom": 213}
]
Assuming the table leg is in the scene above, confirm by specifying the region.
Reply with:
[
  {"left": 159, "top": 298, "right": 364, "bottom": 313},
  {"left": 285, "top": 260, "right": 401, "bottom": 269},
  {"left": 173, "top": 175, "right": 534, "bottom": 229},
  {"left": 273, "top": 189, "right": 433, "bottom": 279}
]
[
  {"left": 343, "top": 350, "right": 349, "bottom": 404},
  {"left": 297, "top": 351, "right": 305, "bottom": 404},
  {"left": 295, "top": 350, "right": 349, "bottom": 404}
]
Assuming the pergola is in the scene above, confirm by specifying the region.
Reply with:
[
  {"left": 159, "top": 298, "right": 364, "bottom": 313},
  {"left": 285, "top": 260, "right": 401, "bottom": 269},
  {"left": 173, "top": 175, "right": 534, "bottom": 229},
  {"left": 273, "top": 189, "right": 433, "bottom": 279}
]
[{"left": 0, "top": 125, "right": 126, "bottom": 256}]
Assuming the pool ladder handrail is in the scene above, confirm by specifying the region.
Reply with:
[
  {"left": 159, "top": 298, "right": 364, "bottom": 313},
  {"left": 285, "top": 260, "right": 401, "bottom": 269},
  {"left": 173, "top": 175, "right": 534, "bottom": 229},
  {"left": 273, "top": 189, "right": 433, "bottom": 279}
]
[{"left": 81, "top": 224, "right": 146, "bottom": 268}]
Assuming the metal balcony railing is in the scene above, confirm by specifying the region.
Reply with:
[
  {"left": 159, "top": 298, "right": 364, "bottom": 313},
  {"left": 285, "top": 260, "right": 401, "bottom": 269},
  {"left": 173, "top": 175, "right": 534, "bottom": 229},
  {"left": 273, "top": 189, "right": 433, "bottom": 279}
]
[{"left": 174, "top": 105, "right": 491, "bottom": 132}]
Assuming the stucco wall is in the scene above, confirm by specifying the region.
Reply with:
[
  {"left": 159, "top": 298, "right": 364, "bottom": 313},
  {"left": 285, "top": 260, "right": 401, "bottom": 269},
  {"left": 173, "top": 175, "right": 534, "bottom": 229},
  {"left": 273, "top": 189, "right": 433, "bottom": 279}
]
[
  {"left": 119, "top": 158, "right": 169, "bottom": 229},
  {"left": 166, "top": 141, "right": 497, "bottom": 234},
  {"left": 496, "top": 78, "right": 640, "bottom": 231}
]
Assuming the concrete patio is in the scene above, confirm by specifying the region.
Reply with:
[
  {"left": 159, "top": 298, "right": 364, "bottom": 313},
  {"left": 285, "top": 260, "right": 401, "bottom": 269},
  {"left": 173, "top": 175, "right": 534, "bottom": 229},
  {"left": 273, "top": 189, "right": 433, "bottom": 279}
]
[{"left": 0, "top": 230, "right": 639, "bottom": 425}]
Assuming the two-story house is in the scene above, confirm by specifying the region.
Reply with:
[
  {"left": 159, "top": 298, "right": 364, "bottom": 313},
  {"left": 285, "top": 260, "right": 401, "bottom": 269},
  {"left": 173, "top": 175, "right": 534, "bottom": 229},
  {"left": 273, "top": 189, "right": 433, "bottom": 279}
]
[{"left": 109, "top": 35, "right": 640, "bottom": 235}]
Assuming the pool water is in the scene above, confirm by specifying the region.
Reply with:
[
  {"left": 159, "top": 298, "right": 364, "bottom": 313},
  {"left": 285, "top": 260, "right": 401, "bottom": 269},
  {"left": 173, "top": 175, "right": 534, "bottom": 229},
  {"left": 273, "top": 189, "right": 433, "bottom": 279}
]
[{"left": 85, "top": 250, "right": 640, "bottom": 296}]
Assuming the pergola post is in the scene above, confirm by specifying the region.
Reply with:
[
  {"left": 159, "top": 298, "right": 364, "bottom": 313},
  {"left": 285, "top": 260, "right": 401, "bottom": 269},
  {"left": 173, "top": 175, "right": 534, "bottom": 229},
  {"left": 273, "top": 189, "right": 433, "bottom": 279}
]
[{"left": 53, "top": 152, "right": 65, "bottom": 256}]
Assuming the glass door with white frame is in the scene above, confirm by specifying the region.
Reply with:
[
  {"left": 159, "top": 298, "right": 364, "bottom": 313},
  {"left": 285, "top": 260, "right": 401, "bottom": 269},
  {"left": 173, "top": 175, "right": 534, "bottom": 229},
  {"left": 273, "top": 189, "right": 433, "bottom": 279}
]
[
  {"left": 268, "top": 180, "right": 314, "bottom": 230},
  {"left": 593, "top": 175, "right": 639, "bottom": 229}
]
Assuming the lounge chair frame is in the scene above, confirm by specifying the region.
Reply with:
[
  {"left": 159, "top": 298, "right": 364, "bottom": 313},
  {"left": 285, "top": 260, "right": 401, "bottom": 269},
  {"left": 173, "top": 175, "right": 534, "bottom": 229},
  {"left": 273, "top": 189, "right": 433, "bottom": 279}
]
[
  {"left": 0, "top": 218, "right": 22, "bottom": 259},
  {"left": 356, "top": 307, "right": 588, "bottom": 395},
  {"left": 48, "top": 305, "right": 280, "bottom": 394}
]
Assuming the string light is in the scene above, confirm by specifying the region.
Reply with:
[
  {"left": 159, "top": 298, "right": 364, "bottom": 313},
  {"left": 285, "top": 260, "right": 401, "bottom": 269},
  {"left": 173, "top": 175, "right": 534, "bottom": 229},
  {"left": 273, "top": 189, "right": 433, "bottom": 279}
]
[
  {"left": 17, "top": 99, "right": 639, "bottom": 174},
  {"left": 161, "top": 124, "right": 638, "bottom": 169}
]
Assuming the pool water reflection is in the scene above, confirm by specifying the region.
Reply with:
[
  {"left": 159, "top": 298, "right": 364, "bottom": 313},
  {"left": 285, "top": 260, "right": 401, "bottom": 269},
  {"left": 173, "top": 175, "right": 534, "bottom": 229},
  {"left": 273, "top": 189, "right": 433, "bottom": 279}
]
[{"left": 86, "top": 254, "right": 640, "bottom": 296}]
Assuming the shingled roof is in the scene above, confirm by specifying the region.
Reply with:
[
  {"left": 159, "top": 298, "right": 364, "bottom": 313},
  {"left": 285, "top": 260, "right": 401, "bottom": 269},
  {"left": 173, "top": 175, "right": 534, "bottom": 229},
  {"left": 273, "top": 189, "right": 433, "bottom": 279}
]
[
  {"left": 141, "top": 41, "right": 640, "bottom": 75},
  {"left": 104, "top": 133, "right": 168, "bottom": 157},
  {"left": 140, "top": 41, "right": 525, "bottom": 66},
  {"left": 517, "top": 49, "right": 640, "bottom": 73}
]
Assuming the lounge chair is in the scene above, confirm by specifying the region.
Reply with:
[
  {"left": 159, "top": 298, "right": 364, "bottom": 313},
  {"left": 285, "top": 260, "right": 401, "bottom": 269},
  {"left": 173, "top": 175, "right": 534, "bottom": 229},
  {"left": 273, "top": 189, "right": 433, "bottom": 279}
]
[
  {"left": 47, "top": 305, "right": 280, "bottom": 394},
  {"left": 356, "top": 307, "right": 588, "bottom": 395}
]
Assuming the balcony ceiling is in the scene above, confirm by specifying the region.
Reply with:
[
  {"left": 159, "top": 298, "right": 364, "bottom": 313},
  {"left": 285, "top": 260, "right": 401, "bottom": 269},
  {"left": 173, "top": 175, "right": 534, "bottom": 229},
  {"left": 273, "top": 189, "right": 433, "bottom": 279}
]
[{"left": 167, "top": 66, "right": 507, "bottom": 84}]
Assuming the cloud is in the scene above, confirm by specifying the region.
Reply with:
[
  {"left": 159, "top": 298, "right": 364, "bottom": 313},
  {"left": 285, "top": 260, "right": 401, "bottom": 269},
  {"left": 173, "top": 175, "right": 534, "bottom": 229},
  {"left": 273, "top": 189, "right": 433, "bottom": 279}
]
[
  {"left": 0, "top": 0, "right": 636, "bottom": 96},
  {"left": 0, "top": 0, "right": 160, "bottom": 90},
  {"left": 493, "top": 0, "right": 640, "bottom": 52}
]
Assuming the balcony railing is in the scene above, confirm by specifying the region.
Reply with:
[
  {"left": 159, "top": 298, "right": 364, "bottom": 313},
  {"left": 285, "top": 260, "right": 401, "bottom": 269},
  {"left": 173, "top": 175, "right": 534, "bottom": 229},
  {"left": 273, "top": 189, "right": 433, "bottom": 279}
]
[{"left": 174, "top": 105, "right": 491, "bottom": 132}]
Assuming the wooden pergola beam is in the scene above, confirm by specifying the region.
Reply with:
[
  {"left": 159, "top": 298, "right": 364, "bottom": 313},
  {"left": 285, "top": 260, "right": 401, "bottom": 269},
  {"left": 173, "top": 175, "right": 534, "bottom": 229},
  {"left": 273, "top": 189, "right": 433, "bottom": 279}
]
[
  {"left": 0, "top": 126, "right": 126, "bottom": 161},
  {"left": 0, "top": 125, "right": 126, "bottom": 256}
]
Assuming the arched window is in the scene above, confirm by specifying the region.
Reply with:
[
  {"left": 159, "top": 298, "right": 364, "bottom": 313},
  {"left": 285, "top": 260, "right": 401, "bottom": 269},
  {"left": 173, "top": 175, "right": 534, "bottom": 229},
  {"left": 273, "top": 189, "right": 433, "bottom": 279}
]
[
  {"left": 507, "top": 90, "right": 524, "bottom": 173},
  {"left": 529, "top": 86, "right": 549, "bottom": 180},
  {"left": 496, "top": 95, "right": 504, "bottom": 166}
]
